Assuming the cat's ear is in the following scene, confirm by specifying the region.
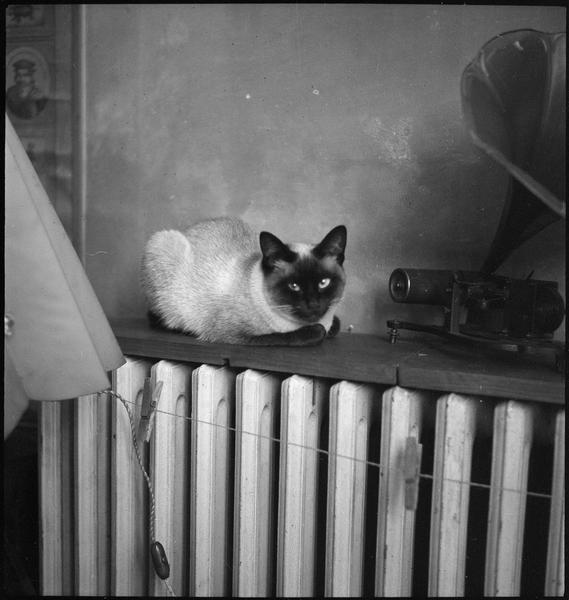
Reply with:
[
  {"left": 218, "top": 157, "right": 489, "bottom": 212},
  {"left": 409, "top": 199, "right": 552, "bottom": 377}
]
[
  {"left": 314, "top": 225, "right": 347, "bottom": 265},
  {"left": 259, "top": 231, "right": 295, "bottom": 269}
]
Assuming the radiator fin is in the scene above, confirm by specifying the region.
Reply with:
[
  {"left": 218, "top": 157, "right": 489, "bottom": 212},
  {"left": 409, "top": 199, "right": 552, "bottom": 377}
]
[
  {"left": 233, "top": 369, "right": 281, "bottom": 597},
  {"left": 74, "top": 393, "right": 110, "bottom": 595},
  {"left": 325, "top": 381, "right": 378, "bottom": 597},
  {"left": 111, "top": 358, "right": 151, "bottom": 596},
  {"left": 375, "top": 386, "right": 428, "bottom": 597},
  {"left": 148, "top": 361, "right": 192, "bottom": 595},
  {"left": 428, "top": 393, "right": 478, "bottom": 597},
  {"left": 189, "top": 364, "right": 235, "bottom": 596},
  {"left": 39, "top": 401, "right": 65, "bottom": 595},
  {"left": 276, "top": 375, "right": 328, "bottom": 597},
  {"left": 484, "top": 401, "right": 534, "bottom": 596},
  {"left": 545, "top": 409, "right": 565, "bottom": 597}
]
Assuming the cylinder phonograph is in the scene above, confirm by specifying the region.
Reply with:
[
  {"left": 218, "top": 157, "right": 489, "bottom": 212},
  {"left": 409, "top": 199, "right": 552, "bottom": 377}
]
[{"left": 387, "top": 30, "right": 566, "bottom": 369}]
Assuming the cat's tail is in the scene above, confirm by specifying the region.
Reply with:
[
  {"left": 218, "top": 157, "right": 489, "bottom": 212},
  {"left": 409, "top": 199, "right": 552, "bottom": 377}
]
[{"left": 140, "top": 230, "right": 192, "bottom": 326}]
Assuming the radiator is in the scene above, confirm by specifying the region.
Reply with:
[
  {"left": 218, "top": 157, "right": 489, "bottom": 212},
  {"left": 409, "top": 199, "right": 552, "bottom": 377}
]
[{"left": 40, "top": 356, "right": 565, "bottom": 597}]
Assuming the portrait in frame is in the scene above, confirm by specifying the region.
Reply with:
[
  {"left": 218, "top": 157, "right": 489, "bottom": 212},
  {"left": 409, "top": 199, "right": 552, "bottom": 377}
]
[
  {"left": 6, "top": 46, "right": 52, "bottom": 123},
  {"left": 5, "top": 4, "right": 54, "bottom": 37}
]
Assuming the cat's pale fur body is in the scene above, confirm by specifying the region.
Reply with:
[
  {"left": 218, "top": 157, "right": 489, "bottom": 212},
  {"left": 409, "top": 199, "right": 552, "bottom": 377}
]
[{"left": 141, "top": 218, "right": 343, "bottom": 344}]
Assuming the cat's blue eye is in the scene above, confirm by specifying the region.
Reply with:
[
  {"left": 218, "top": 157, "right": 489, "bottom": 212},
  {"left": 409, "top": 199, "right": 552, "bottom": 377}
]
[
  {"left": 318, "top": 278, "right": 331, "bottom": 290},
  {"left": 288, "top": 282, "right": 301, "bottom": 292}
]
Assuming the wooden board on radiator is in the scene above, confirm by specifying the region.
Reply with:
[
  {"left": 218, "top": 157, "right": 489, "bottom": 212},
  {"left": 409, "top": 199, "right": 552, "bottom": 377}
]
[
  {"left": 396, "top": 344, "right": 563, "bottom": 404},
  {"left": 111, "top": 318, "right": 563, "bottom": 404},
  {"left": 111, "top": 318, "right": 401, "bottom": 384}
]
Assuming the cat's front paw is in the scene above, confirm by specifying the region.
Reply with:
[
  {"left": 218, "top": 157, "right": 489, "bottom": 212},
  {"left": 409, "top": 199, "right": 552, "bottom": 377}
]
[
  {"left": 327, "top": 315, "right": 341, "bottom": 338},
  {"left": 294, "top": 323, "right": 327, "bottom": 346}
]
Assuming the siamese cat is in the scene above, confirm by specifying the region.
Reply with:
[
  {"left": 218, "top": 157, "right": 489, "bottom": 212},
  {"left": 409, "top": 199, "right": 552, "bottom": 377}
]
[{"left": 140, "top": 217, "right": 347, "bottom": 346}]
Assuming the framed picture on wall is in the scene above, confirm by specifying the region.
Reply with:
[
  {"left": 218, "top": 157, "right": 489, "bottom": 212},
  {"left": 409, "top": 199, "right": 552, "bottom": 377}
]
[
  {"left": 5, "top": 45, "right": 53, "bottom": 124},
  {"left": 5, "top": 4, "right": 54, "bottom": 37}
]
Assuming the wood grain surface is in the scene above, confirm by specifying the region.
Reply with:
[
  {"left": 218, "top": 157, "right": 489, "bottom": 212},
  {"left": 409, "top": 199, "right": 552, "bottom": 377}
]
[{"left": 110, "top": 319, "right": 564, "bottom": 404}]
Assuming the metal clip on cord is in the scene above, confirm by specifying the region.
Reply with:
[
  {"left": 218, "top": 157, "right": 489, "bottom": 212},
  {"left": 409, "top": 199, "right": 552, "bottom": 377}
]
[
  {"left": 138, "top": 378, "right": 163, "bottom": 443},
  {"left": 404, "top": 436, "right": 423, "bottom": 511},
  {"left": 151, "top": 540, "right": 170, "bottom": 580}
]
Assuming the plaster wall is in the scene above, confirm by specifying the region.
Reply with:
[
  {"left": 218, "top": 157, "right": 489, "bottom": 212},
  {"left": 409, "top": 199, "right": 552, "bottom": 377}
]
[{"left": 84, "top": 4, "right": 565, "bottom": 337}]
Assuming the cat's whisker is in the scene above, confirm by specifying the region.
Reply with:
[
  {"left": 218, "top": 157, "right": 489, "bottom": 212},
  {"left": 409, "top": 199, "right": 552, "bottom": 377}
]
[{"left": 269, "top": 304, "right": 295, "bottom": 312}]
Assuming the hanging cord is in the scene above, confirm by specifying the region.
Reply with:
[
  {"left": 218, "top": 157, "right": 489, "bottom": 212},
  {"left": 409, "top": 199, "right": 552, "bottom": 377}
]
[{"left": 100, "top": 390, "right": 176, "bottom": 597}]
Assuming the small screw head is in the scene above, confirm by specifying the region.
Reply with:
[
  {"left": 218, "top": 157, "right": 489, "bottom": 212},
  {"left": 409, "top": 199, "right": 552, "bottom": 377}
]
[{"left": 388, "top": 321, "right": 400, "bottom": 344}]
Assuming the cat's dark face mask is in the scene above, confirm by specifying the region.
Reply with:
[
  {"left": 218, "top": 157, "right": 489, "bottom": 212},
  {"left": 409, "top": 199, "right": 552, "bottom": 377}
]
[{"left": 260, "top": 226, "right": 347, "bottom": 323}]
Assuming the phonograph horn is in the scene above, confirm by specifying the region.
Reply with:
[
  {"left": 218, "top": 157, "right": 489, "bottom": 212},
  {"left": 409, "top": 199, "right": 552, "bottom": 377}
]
[{"left": 460, "top": 29, "right": 566, "bottom": 275}]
